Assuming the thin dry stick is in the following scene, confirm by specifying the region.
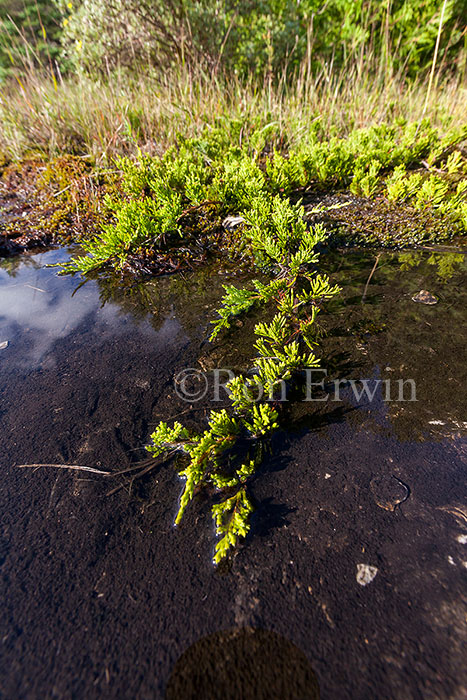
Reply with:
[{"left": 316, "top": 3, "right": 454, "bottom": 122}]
[
  {"left": 151, "top": 405, "right": 208, "bottom": 421},
  {"left": 106, "top": 454, "right": 176, "bottom": 497},
  {"left": 106, "top": 463, "right": 156, "bottom": 497},
  {"left": 17, "top": 463, "right": 111, "bottom": 475},
  {"left": 361, "top": 253, "right": 381, "bottom": 303},
  {"left": 111, "top": 455, "right": 171, "bottom": 477}
]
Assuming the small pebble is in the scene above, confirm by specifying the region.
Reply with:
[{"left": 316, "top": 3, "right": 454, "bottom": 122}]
[
  {"left": 356, "top": 564, "right": 378, "bottom": 586},
  {"left": 412, "top": 290, "right": 437, "bottom": 305},
  {"left": 0, "top": 340, "right": 8, "bottom": 350},
  {"left": 222, "top": 215, "right": 245, "bottom": 231}
]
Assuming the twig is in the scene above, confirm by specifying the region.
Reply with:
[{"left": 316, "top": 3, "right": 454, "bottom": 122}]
[
  {"left": 106, "top": 453, "right": 175, "bottom": 496},
  {"left": 151, "top": 405, "right": 208, "bottom": 421},
  {"left": 421, "top": 160, "right": 445, "bottom": 174},
  {"left": 361, "top": 253, "right": 381, "bottom": 303},
  {"left": 24, "top": 284, "right": 46, "bottom": 293},
  {"left": 17, "top": 463, "right": 111, "bottom": 475},
  {"left": 53, "top": 184, "right": 72, "bottom": 197},
  {"left": 107, "top": 461, "right": 157, "bottom": 497},
  {"left": 110, "top": 457, "right": 160, "bottom": 476}
]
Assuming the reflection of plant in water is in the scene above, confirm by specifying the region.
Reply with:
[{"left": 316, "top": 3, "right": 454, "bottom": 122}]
[
  {"left": 96, "top": 274, "right": 184, "bottom": 322},
  {"left": 353, "top": 319, "right": 387, "bottom": 342},
  {"left": 427, "top": 253, "right": 465, "bottom": 281},
  {"left": 398, "top": 251, "right": 465, "bottom": 281},
  {"left": 0, "top": 255, "right": 41, "bottom": 277},
  {"left": 94, "top": 261, "right": 249, "bottom": 338},
  {"left": 321, "top": 248, "right": 467, "bottom": 444},
  {"left": 397, "top": 251, "right": 424, "bottom": 271}
]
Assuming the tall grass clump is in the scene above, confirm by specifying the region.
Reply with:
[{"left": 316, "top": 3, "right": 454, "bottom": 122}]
[{"left": 0, "top": 64, "right": 466, "bottom": 163}]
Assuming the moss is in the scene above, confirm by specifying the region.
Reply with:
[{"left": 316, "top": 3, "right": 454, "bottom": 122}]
[
  {"left": 37, "top": 155, "right": 90, "bottom": 198},
  {"left": 0, "top": 155, "right": 120, "bottom": 254},
  {"left": 303, "top": 193, "right": 463, "bottom": 248},
  {"left": 0, "top": 152, "right": 10, "bottom": 175}
]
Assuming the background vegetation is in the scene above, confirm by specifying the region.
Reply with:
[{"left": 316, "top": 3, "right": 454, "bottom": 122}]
[
  {"left": 2, "top": 0, "right": 467, "bottom": 79},
  {"left": 0, "top": 0, "right": 60, "bottom": 81},
  {"left": 0, "top": 0, "right": 466, "bottom": 161}
]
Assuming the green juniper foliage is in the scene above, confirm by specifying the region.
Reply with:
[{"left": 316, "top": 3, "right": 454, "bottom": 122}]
[
  {"left": 147, "top": 192, "right": 339, "bottom": 563},
  {"left": 62, "top": 118, "right": 467, "bottom": 275},
  {"left": 385, "top": 168, "right": 467, "bottom": 229}
]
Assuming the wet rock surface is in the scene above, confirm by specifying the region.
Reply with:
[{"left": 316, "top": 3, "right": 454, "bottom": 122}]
[
  {"left": 0, "top": 247, "right": 466, "bottom": 699},
  {"left": 165, "top": 628, "right": 320, "bottom": 700}
]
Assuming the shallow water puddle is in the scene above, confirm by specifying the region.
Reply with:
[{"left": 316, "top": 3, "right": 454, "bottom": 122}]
[
  {"left": 319, "top": 247, "right": 467, "bottom": 440},
  {"left": 0, "top": 248, "right": 186, "bottom": 371},
  {"left": 1, "top": 245, "right": 466, "bottom": 700}
]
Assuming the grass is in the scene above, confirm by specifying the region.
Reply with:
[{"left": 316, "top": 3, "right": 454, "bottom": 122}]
[{"left": 0, "top": 61, "right": 466, "bottom": 164}]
